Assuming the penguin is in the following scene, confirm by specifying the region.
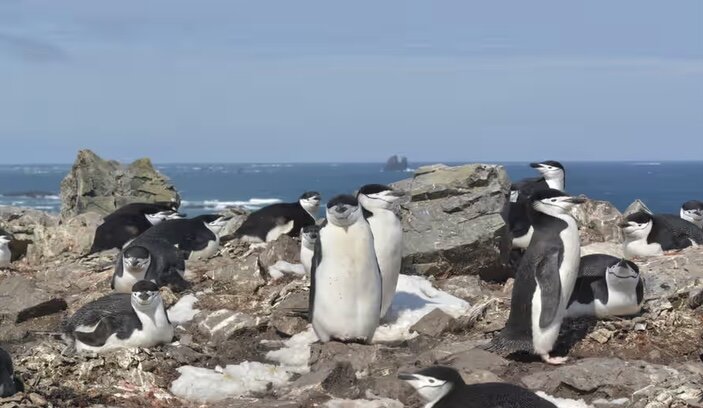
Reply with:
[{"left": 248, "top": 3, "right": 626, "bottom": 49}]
[
  {"left": 509, "top": 161, "right": 566, "bottom": 250},
  {"left": 88, "top": 202, "right": 184, "bottom": 254},
  {"left": 488, "top": 189, "right": 585, "bottom": 364},
  {"left": 310, "top": 195, "right": 382, "bottom": 343},
  {"left": 112, "top": 237, "right": 189, "bottom": 293},
  {"left": 399, "top": 366, "right": 557, "bottom": 408},
  {"left": 357, "top": 184, "right": 405, "bottom": 318},
  {"left": 566, "top": 254, "right": 644, "bottom": 319},
  {"left": 300, "top": 225, "right": 320, "bottom": 276},
  {"left": 0, "top": 347, "right": 23, "bottom": 398},
  {"left": 619, "top": 211, "right": 703, "bottom": 258},
  {"left": 0, "top": 230, "right": 12, "bottom": 268},
  {"left": 135, "top": 214, "right": 231, "bottom": 260},
  {"left": 61, "top": 280, "right": 174, "bottom": 353},
  {"left": 223, "top": 191, "right": 320, "bottom": 243},
  {"left": 681, "top": 200, "right": 703, "bottom": 229}
]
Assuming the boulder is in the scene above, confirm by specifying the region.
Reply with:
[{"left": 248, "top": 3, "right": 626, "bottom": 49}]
[
  {"left": 391, "top": 164, "right": 511, "bottom": 280},
  {"left": 569, "top": 198, "right": 623, "bottom": 245},
  {"left": 59, "top": 149, "right": 179, "bottom": 219},
  {"left": 624, "top": 199, "right": 653, "bottom": 216}
]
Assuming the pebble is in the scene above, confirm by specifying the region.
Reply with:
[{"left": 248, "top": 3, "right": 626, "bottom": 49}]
[{"left": 28, "top": 393, "right": 47, "bottom": 407}]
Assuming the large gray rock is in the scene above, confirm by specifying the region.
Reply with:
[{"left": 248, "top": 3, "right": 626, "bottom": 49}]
[
  {"left": 391, "top": 163, "right": 511, "bottom": 280},
  {"left": 569, "top": 198, "right": 624, "bottom": 245},
  {"left": 60, "top": 149, "right": 180, "bottom": 219},
  {"left": 624, "top": 199, "right": 653, "bottom": 216}
]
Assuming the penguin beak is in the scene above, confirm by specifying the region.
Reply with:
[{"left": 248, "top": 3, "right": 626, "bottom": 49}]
[
  {"left": 565, "top": 197, "right": 587, "bottom": 204},
  {"left": 529, "top": 162, "right": 543, "bottom": 169},
  {"left": 617, "top": 221, "right": 631, "bottom": 228},
  {"left": 397, "top": 373, "right": 417, "bottom": 381},
  {"left": 616, "top": 259, "right": 629, "bottom": 268}
]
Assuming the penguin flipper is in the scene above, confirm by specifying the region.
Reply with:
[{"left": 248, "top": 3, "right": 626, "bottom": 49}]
[
  {"left": 308, "top": 234, "right": 322, "bottom": 323},
  {"left": 535, "top": 247, "right": 563, "bottom": 329},
  {"left": 74, "top": 317, "right": 113, "bottom": 347}
]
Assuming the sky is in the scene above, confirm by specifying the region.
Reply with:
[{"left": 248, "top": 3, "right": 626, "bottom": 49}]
[{"left": 0, "top": 0, "right": 701, "bottom": 163}]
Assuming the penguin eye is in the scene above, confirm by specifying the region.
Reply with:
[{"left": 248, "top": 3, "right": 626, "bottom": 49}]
[{"left": 550, "top": 199, "right": 557, "bottom": 203}]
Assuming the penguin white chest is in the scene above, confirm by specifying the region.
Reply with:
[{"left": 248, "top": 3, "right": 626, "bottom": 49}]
[
  {"left": 367, "top": 211, "right": 403, "bottom": 317},
  {"left": 189, "top": 237, "right": 220, "bottom": 260},
  {"left": 114, "top": 265, "right": 148, "bottom": 293},
  {"left": 312, "top": 223, "right": 382, "bottom": 342},
  {"left": 0, "top": 244, "right": 10, "bottom": 267},
  {"left": 300, "top": 245, "right": 314, "bottom": 275},
  {"left": 624, "top": 238, "right": 663, "bottom": 258},
  {"left": 558, "top": 219, "right": 581, "bottom": 302}
]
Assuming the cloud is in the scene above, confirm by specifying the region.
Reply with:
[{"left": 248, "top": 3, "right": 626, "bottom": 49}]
[{"left": 0, "top": 32, "right": 68, "bottom": 63}]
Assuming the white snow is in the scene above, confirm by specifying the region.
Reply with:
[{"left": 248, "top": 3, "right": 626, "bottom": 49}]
[
  {"left": 170, "top": 361, "right": 291, "bottom": 403},
  {"left": 372, "top": 274, "right": 471, "bottom": 342},
  {"left": 324, "top": 398, "right": 403, "bottom": 408},
  {"left": 167, "top": 294, "right": 200, "bottom": 325},
  {"left": 264, "top": 327, "right": 318, "bottom": 373},
  {"left": 536, "top": 392, "right": 594, "bottom": 408},
  {"left": 268, "top": 260, "right": 306, "bottom": 280}
]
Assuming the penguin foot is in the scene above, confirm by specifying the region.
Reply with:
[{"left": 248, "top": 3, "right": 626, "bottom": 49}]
[{"left": 540, "top": 354, "right": 568, "bottom": 365}]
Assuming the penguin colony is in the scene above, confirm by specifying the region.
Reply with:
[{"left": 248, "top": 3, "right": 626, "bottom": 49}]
[{"left": 0, "top": 161, "right": 701, "bottom": 404}]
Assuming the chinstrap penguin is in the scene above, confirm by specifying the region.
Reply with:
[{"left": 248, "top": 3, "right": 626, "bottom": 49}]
[
  {"left": 61, "top": 280, "right": 174, "bottom": 353},
  {"left": 619, "top": 211, "right": 703, "bottom": 258},
  {"left": 300, "top": 225, "right": 320, "bottom": 276},
  {"left": 223, "top": 191, "right": 320, "bottom": 243},
  {"left": 88, "top": 202, "right": 184, "bottom": 254},
  {"left": 399, "top": 366, "right": 557, "bottom": 408},
  {"left": 681, "top": 200, "right": 703, "bottom": 229},
  {"left": 509, "top": 161, "right": 566, "bottom": 250},
  {"left": 567, "top": 254, "right": 644, "bottom": 319},
  {"left": 489, "top": 189, "right": 585, "bottom": 364},
  {"left": 112, "top": 237, "right": 189, "bottom": 293},
  {"left": 0, "top": 347, "right": 23, "bottom": 397},
  {"left": 357, "top": 184, "right": 405, "bottom": 318},
  {"left": 310, "top": 194, "right": 382, "bottom": 343},
  {"left": 136, "top": 214, "right": 231, "bottom": 260},
  {"left": 0, "top": 230, "right": 12, "bottom": 268}
]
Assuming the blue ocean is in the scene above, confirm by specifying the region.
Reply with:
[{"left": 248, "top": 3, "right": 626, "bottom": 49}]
[{"left": 0, "top": 162, "right": 700, "bottom": 216}]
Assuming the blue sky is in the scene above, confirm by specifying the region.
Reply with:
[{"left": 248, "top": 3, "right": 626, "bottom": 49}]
[{"left": 0, "top": 0, "right": 701, "bottom": 163}]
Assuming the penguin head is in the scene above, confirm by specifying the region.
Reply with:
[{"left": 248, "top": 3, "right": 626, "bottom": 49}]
[
  {"left": 299, "top": 191, "right": 321, "bottom": 214},
  {"left": 681, "top": 200, "right": 703, "bottom": 223},
  {"left": 529, "top": 160, "right": 565, "bottom": 180},
  {"left": 618, "top": 212, "right": 654, "bottom": 240},
  {"left": 301, "top": 225, "right": 320, "bottom": 248},
  {"left": 606, "top": 258, "right": 640, "bottom": 287},
  {"left": 398, "top": 366, "right": 462, "bottom": 404},
  {"left": 326, "top": 195, "right": 362, "bottom": 227},
  {"left": 122, "top": 246, "right": 152, "bottom": 273},
  {"left": 131, "top": 280, "right": 162, "bottom": 308},
  {"left": 197, "top": 214, "right": 232, "bottom": 234},
  {"left": 357, "top": 184, "right": 406, "bottom": 211},
  {"left": 145, "top": 210, "right": 181, "bottom": 226},
  {"left": 530, "top": 189, "right": 586, "bottom": 215}
]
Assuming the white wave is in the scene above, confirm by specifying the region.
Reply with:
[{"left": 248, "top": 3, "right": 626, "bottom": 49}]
[
  {"left": 631, "top": 162, "right": 661, "bottom": 166},
  {"left": 31, "top": 206, "right": 56, "bottom": 210},
  {"left": 181, "top": 198, "right": 282, "bottom": 211}
]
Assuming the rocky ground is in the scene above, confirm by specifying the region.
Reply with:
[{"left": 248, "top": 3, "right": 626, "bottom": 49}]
[{"left": 1, "top": 156, "right": 702, "bottom": 407}]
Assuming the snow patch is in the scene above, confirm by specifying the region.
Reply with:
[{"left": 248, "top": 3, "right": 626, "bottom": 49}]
[
  {"left": 373, "top": 274, "right": 471, "bottom": 342},
  {"left": 167, "top": 294, "right": 200, "bottom": 325},
  {"left": 536, "top": 392, "right": 594, "bottom": 408},
  {"left": 265, "top": 327, "right": 318, "bottom": 373},
  {"left": 324, "top": 398, "right": 403, "bottom": 408},
  {"left": 268, "top": 260, "right": 306, "bottom": 280},
  {"left": 170, "top": 362, "right": 290, "bottom": 403}
]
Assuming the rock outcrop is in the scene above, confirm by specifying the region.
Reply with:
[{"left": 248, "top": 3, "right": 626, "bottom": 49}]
[
  {"left": 382, "top": 155, "right": 408, "bottom": 172},
  {"left": 60, "top": 149, "right": 180, "bottom": 219},
  {"left": 569, "top": 197, "right": 624, "bottom": 245},
  {"left": 391, "top": 164, "right": 511, "bottom": 280}
]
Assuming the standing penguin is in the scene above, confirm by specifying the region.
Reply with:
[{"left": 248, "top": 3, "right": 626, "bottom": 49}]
[
  {"left": 357, "top": 184, "right": 405, "bottom": 318},
  {"left": 680, "top": 200, "right": 703, "bottom": 229},
  {"left": 567, "top": 254, "right": 644, "bottom": 319},
  {"left": 489, "top": 189, "right": 585, "bottom": 364},
  {"left": 399, "top": 366, "right": 557, "bottom": 408},
  {"left": 61, "top": 280, "right": 174, "bottom": 353},
  {"left": 310, "top": 195, "right": 382, "bottom": 343},
  {"left": 619, "top": 211, "right": 703, "bottom": 258},
  {"left": 299, "top": 225, "right": 320, "bottom": 276},
  {"left": 0, "top": 347, "right": 22, "bottom": 397},
  {"left": 0, "top": 230, "right": 12, "bottom": 268},
  {"left": 223, "top": 191, "right": 320, "bottom": 243},
  {"left": 112, "top": 237, "right": 189, "bottom": 293},
  {"left": 88, "top": 202, "right": 183, "bottom": 254},
  {"left": 135, "top": 214, "right": 231, "bottom": 260}
]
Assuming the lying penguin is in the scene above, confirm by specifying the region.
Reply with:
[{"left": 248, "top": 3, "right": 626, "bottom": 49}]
[
  {"left": 0, "top": 347, "right": 23, "bottom": 397},
  {"left": 61, "top": 280, "right": 174, "bottom": 353},
  {"left": 134, "top": 214, "right": 231, "bottom": 260},
  {"left": 399, "top": 366, "right": 557, "bottom": 408},
  {"left": 112, "top": 237, "right": 189, "bottom": 293},
  {"left": 88, "top": 202, "right": 183, "bottom": 254},
  {"left": 567, "top": 254, "right": 644, "bottom": 319},
  {"left": 620, "top": 211, "right": 703, "bottom": 258},
  {"left": 681, "top": 200, "right": 703, "bottom": 229},
  {"left": 224, "top": 191, "right": 320, "bottom": 243},
  {"left": 299, "top": 225, "right": 319, "bottom": 276}
]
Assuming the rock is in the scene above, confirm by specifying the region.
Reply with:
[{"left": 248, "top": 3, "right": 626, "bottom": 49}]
[
  {"left": 569, "top": 198, "right": 623, "bottom": 245},
  {"left": 28, "top": 393, "right": 47, "bottom": 407},
  {"left": 580, "top": 242, "right": 624, "bottom": 258},
  {"left": 409, "top": 308, "right": 454, "bottom": 337},
  {"left": 25, "top": 212, "right": 102, "bottom": 262},
  {"left": 588, "top": 328, "right": 614, "bottom": 344},
  {"left": 383, "top": 155, "right": 409, "bottom": 172},
  {"left": 0, "top": 276, "right": 51, "bottom": 328},
  {"left": 197, "top": 309, "right": 261, "bottom": 344},
  {"left": 436, "top": 275, "right": 487, "bottom": 302},
  {"left": 324, "top": 397, "right": 403, "bottom": 408},
  {"left": 321, "top": 362, "right": 360, "bottom": 399},
  {"left": 391, "top": 163, "right": 511, "bottom": 280},
  {"left": 624, "top": 200, "right": 653, "bottom": 216},
  {"left": 258, "top": 235, "right": 302, "bottom": 279},
  {"left": 441, "top": 348, "right": 509, "bottom": 373},
  {"left": 309, "top": 343, "right": 383, "bottom": 374},
  {"left": 59, "top": 149, "right": 179, "bottom": 219}
]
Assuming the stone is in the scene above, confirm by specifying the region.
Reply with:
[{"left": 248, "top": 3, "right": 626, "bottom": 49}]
[
  {"left": 321, "top": 362, "right": 360, "bottom": 399},
  {"left": 588, "top": 328, "right": 614, "bottom": 344},
  {"left": 59, "top": 149, "right": 179, "bottom": 219},
  {"left": 391, "top": 163, "right": 511, "bottom": 280},
  {"left": 624, "top": 199, "right": 653, "bottom": 216},
  {"left": 0, "top": 276, "right": 51, "bottom": 328},
  {"left": 258, "top": 235, "right": 301, "bottom": 271},
  {"left": 409, "top": 308, "right": 454, "bottom": 337},
  {"left": 25, "top": 212, "right": 102, "bottom": 263},
  {"left": 28, "top": 393, "right": 48, "bottom": 406},
  {"left": 569, "top": 198, "right": 624, "bottom": 245},
  {"left": 309, "top": 342, "right": 383, "bottom": 373},
  {"left": 197, "top": 309, "right": 260, "bottom": 344}
]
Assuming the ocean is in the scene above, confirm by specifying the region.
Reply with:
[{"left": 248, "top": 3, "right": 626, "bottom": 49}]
[{"left": 0, "top": 162, "right": 700, "bottom": 216}]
